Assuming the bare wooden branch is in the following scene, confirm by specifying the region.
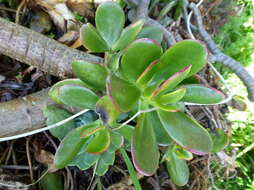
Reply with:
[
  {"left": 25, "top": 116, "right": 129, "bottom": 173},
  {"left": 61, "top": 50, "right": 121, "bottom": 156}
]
[
  {"left": 0, "top": 17, "right": 103, "bottom": 78},
  {"left": 0, "top": 89, "right": 52, "bottom": 137}
]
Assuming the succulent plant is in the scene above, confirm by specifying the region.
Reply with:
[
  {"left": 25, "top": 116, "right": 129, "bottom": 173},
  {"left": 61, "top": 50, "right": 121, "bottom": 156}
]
[{"left": 44, "top": 1, "right": 228, "bottom": 187}]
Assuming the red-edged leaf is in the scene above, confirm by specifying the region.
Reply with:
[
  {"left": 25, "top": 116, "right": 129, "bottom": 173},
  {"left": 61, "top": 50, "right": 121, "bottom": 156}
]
[
  {"left": 181, "top": 84, "right": 225, "bottom": 104},
  {"left": 58, "top": 84, "right": 99, "bottom": 109},
  {"left": 107, "top": 75, "right": 141, "bottom": 112},
  {"left": 54, "top": 121, "right": 100, "bottom": 168},
  {"left": 149, "top": 111, "right": 173, "bottom": 146},
  {"left": 121, "top": 38, "right": 162, "bottom": 82},
  {"left": 86, "top": 128, "right": 111, "bottom": 154},
  {"left": 157, "top": 110, "right": 213, "bottom": 154},
  {"left": 112, "top": 20, "right": 144, "bottom": 51},
  {"left": 156, "top": 40, "right": 207, "bottom": 80},
  {"left": 49, "top": 79, "right": 91, "bottom": 104},
  {"left": 95, "top": 95, "right": 120, "bottom": 125},
  {"left": 136, "top": 60, "right": 160, "bottom": 88},
  {"left": 153, "top": 88, "right": 186, "bottom": 105},
  {"left": 150, "top": 65, "right": 191, "bottom": 98},
  {"left": 132, "top": 113, "right": 160, "bottom": 176},
  {"left": 80, "top": 23, "right": 109, "bottom": 53}
]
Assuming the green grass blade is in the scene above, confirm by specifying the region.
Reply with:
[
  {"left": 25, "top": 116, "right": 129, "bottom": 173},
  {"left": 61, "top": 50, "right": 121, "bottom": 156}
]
[
  {"left": 120, "top": 148, "right": 142, "bottom": 190},
  {"left": 97, "top": 177, "right": 102, "bottom": 190}
]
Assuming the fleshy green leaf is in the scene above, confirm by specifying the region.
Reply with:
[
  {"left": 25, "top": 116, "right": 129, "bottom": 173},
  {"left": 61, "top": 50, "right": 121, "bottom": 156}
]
[
  {"left": 95, "top": 2, "right": 125, "bottom": 46},
  {"left": 54, "top": 121, "right": 100, "bottom": 169},
  {"left": 154, "top": 102, "right": 185, "bottom": 112},
  {"left": 80, "top": 23, "right": 109, "bottom": 53},
  {"left": 157, "top": 110, "right": 213, "bottom": 154},
  {"left": 75, "top": 111, "right": 98, "bottom": 127},
  {"left": 95, "top": 158, "right": 109, "bottom": 176},
  {"left": 70, "top": 133, "right": 121, "bottom": 173},
  {"left": 49, "top": 79, "right": 91, "bottom": 104},
  {"left": 40, "top": 171, "right": 64, "bottom": 190},
  {"left": 100, "top": 151, "right": 115, "bottom": 165},
  {"left": 166, "top": 146, "right": 189, "bottom": 186},
  {"left": 137, "top": 25, "right": 163, "bottom": 44},
  {"left": 153, "top": 88, "right": 186, "bottom": 105},
  {"left": 112, "top": 20, "right": 144, "bottom": 51},
  {"left": 150, "top": 65, "right": 191, "bottom": 98},
  {"left": 107, "top": 75, "right": 141, "bottom": 112},
  {"left": 58, "top": 85, "right": 99, "bottom": 109},
  {"left": 86, "top": 128, "right": 111, "bottom": 154},
  {"left": 136, "top": 60, "right": 160, "bottom": 88},
  {"left": 96, "top": 95, "right": 120, "bottom": 125},
  {"left": 149, "top": 111, "right": 173, "bottom": 146},
  {"left": 174, "top": 146, "right": 193, "bottom": 161},
  {"left": 211, "top": 129, "right": 229, "bottom": 152},
  {"left": 156, "top": 40, "right": 207, "bottom": 80},
  {"left": 43, "top": 106, "right": 76, "bottom": 139},
  {"left": 109, "top": 132, "right": 124, "bottom": 152},
  {"left": 181, "top": 75, "right": 200, "bottom": 84},
  {"left": 72, "top": 60, "right": 107, "bottom": 91},
  {"left": 132, "top": 113, "right": 160, "bottom": 176},
  {"left": 80, "top": 125, "right": 105, "bottom": 138},
  {"left": 143, "top": 83, "right": 159, "bottom": 97},
  {"left": 95, "top": 137, "right": 121, "bottom": 176},
  {"left": 181, "top": 84, "right": 225, "bottom": 104},
  {"left": 69, "top": 151, "right": 100, "bottom": 170},
  {"left": 121, "top": 38, "right": 163, "bottom": 82},
  {"left": 115, "top": 125, "right": 134, "bottom": 143},
  {"left": 106, "top": 52, "right": 121, "bottom": 73},
  {"left": 95, "top": 151, "right": 115, "bottom": 176}
]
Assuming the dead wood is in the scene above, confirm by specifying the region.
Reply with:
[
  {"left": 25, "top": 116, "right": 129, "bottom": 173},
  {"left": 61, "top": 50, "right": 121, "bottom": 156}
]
[
  {"left": 0, "top": 17, "right": 103, "bottom": 79},
  {"left": 0, "top": 89, "right": 52, "bottom": 138}
]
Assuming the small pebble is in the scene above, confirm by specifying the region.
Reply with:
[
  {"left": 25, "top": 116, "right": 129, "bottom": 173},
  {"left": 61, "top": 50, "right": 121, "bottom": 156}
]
[{"left": 0, "top": 75, "right": 5, "bottom": 83}]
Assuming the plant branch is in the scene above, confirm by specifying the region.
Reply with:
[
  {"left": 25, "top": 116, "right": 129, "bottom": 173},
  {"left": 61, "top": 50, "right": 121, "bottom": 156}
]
[
  {"left": 0, "top": 108, "right": 89, "bottom": 142},
  {"left": 189, "top": 3, "right": 254, "bottom": 101},
  {"left": 135, "top": 0, "right": 150, "bottom": 19},
  {"left": 0, "top": 89, "right": 81, "bottom": 140},
  {"left": 131, "top": 0, "right": 176, "bottom": 46},
  {"left": 0, "top": 17, "right": 103, "bottom": 78},
  {"left": 0, "top": 89, "right": 52, "bottom": 138},
  {"left": 145, "top": 18, "right": 176, "bottom": 46}
]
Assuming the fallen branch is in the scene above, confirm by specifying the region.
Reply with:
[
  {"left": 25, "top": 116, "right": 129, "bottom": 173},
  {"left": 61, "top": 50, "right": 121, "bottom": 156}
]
[
  {"left": 0, "top": 89, "right": 52, "bottom": 137},
  {"left": 189, "top": 3, "right": 254, "bottom": 101},
  {"left": 0, "top": 17, "right": 103, "bottom": 78}
]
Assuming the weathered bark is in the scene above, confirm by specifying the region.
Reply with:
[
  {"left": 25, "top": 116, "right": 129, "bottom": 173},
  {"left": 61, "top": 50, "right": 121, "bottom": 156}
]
[
  {"left": 0, "top": 17, "right": 103, "bottom": 78},
  {"left": 0, "top": 17, "right": 102, "bottom": 139},
  {"left": 0, "top": 89, "right": 52, "bottom": 137}
]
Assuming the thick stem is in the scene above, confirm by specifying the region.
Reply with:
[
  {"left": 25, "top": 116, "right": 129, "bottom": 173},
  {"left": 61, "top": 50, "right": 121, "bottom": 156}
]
[
  {"left": 190, "top": 3, "right": 254, "bottom": 101},
  {"left": 0, "top": 17, "right": 103, "bottom": 78},
  {"left": 131, "top": 1, "right": 176, "bottom": 46},
  {"left": 146, "top": 18, "right": 176, "bottom": 46},
  {"left": 215, "top": 53, "right": 254, "bottom": 101}
]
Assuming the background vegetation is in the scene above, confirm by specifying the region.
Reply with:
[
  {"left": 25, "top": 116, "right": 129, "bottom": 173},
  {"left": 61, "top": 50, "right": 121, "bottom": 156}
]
[{"left": 214, "top": 0, "right": 254, "bottom": 189}]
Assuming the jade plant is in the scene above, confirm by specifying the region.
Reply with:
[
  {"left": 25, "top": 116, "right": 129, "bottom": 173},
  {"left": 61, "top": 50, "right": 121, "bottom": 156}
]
[{"left": 44, "top": 2, "right": 228, "bottom": 187}]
